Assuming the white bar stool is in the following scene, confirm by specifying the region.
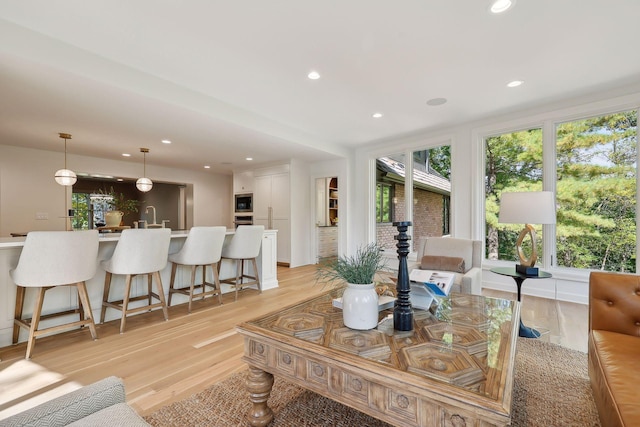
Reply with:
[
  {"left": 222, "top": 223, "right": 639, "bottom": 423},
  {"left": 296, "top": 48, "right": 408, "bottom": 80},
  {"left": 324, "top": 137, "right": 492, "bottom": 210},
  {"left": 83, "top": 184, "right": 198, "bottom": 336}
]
[
  {"left": 100, "top": 228, "right": 171, "bottom": 333},
  {"left": 11, "top": 230, "right": 99, "bottom": 359},
  {"left": 168, "top": 226, "right": 226, "bottom": 312},
  {"left": 219, "top": 225, "right": 264, "bottom": 301}
]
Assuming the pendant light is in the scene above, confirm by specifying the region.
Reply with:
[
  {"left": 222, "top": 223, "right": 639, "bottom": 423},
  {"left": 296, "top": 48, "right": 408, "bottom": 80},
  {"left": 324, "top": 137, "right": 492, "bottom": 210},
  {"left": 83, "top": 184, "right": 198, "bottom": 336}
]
[
  {"left": 136, "top": 147, "right": 153, "bottom": 192},
  {"left": 54, "top": 132, "right": 77, "bottom": 186}
]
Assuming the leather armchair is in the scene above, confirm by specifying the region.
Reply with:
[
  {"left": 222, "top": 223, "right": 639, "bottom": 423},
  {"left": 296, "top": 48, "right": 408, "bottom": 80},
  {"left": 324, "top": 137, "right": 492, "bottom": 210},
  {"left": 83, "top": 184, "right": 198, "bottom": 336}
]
[
  {"left": 413, "top": 236, "right": 483, "bottom": 295},
  {"left": 588, "top": 271, "right": 640, "bottom": 427}
]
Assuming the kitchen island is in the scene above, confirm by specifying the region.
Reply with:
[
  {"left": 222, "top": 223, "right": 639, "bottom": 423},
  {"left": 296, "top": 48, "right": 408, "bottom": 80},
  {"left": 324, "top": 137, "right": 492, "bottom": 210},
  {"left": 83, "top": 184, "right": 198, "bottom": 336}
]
[{"left": 0, "top": 229, "right": 278, "bottom": 347}]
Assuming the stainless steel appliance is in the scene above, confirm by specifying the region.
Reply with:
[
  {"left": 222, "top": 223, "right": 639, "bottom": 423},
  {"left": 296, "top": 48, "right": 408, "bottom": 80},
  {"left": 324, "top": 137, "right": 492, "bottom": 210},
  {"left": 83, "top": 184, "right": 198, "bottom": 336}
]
[
  {"left": 234, "top": 215, "right": 253, "bottom": 228},
  {"left": 235, "top": 193, "right": 253, "bottom": 213}
]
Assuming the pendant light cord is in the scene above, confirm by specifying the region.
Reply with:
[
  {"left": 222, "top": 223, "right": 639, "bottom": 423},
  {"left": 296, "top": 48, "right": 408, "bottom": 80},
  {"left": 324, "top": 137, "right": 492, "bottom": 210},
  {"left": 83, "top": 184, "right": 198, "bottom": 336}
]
[{"left": 63, "top": 137, "right": 68, "bottom": 169}]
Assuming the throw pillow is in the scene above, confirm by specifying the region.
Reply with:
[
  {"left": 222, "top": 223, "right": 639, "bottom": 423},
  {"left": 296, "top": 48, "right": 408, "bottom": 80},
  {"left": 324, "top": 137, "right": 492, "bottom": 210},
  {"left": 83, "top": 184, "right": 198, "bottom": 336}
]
[{"left": 421, "top": 255, "right": 466, "bottom": 273}]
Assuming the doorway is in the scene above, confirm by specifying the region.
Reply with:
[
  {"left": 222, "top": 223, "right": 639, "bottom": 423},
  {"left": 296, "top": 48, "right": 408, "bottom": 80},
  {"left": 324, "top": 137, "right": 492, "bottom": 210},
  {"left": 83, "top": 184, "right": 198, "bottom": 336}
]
[{"left": 316, "top": 177, "right": 339, "bottom": 262}]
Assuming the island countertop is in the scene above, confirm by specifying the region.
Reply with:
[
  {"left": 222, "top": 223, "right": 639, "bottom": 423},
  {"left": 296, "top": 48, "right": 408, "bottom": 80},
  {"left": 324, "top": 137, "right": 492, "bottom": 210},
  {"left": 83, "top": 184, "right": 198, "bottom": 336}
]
[{"left": 0, "top": 229, "right": 207, "bottom": 248}]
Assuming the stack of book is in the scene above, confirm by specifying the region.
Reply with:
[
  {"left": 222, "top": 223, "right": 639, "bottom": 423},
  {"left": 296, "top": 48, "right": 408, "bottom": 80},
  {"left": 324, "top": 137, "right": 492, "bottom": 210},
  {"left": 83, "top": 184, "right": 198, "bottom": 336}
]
[{"left": 408, "top": 269, "right": 455, "bottom": 310}]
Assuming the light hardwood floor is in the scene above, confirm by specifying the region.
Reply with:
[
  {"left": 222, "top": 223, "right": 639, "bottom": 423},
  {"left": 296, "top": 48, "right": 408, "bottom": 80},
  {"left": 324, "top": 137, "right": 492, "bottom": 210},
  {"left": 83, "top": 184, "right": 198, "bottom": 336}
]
[{"left": 0, "top": 265, "right": 588, "bottom": 417}]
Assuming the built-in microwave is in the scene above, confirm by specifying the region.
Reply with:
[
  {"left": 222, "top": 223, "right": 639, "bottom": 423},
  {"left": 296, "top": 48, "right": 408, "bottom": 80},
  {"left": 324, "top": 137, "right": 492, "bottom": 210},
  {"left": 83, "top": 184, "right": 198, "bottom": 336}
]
[{"left": 235, "top": 193, "right": 253, "bottom": 213}]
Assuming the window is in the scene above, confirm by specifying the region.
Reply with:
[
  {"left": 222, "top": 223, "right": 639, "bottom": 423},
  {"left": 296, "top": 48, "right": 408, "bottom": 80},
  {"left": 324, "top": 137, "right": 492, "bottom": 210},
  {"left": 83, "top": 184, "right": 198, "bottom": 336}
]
[
  {"left": 485, "top": 128, "right": 543, "bottom": 262},
  {"left": 71, "top": 192, "right": 91, "bottom": 230},
  {"left": 555, "top": 112, "right": 637, "bottom": 272},
  {"left": 412, "top": 145, "right": 451, "bottom": 239},
  {"left": 484, "top": 109, "right": 638, "bottom": 273},
  {"left": 376, "top": 183, "right": 393, "bottom": 223},
  {"left": 71, "top": 191, "right": 113, "bottom": 230},
  {"left": 374, "top": 147, "right": 452, "bottom": 251},
  {"left": 412, "top": 147, "right": 451, "bottom": 239}
]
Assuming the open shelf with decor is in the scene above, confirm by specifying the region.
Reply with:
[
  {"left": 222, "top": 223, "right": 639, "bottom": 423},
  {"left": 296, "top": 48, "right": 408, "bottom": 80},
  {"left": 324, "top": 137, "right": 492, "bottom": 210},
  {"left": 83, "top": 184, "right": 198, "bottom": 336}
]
[{"left": 328, "top": 177, "right": 338, "bottom": 226}]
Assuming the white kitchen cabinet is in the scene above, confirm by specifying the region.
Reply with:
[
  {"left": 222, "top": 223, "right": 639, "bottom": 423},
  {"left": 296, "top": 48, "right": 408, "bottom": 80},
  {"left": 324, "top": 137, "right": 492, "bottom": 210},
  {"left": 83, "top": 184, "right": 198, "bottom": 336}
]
[
  {"left": 260, "top": 230, "right": 278, "bottom": 288},
  {"left": 253, "top": 176, "right": 271, "bottom": 218},
  {"left": 254, "top": 172, "right": 290, "bottom": 264},
  {"left": 233, "top": 171, "right": 254, "bottom": 194},
  {"left": 271, "top": 218, "right": 289, "bottom": 263},
  {"left": 317, "top": 226, "right": 338, "bottom": 259},
  {"left": 257, "top": 229, "right": 278, "bottom": 285},
  {"left": 254, "top": 218, "right": 290, "bottom": 265}
]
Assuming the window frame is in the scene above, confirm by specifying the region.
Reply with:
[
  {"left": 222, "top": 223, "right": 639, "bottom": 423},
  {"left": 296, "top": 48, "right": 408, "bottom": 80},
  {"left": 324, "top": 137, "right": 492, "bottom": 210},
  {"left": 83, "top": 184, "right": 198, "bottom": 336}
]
[
  {"left": 376, "top": 182, "right": 394, "bottom": 224},
  {"left": 477, "top": 106, "right": 640, "bottom": 274}
]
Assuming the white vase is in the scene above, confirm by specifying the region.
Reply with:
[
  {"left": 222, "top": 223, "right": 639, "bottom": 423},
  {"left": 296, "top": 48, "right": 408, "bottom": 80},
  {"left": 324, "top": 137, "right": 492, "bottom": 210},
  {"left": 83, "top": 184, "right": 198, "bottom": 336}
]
[
  {"left": 105, "top": 211, "right": 123, "bottom": 227},
  {"left": 341, "top": 283, "right": 379, "bottom": 330}
]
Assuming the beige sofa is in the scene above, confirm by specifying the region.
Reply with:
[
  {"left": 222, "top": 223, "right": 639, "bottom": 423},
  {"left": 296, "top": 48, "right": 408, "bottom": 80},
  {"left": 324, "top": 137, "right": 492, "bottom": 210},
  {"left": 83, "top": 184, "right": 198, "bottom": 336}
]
[
  {"left": 588, "top": 271, "right": 640, "bottom": 427},
  {"left": 414, "top": 236, "right": 483, "bottom": 295}
]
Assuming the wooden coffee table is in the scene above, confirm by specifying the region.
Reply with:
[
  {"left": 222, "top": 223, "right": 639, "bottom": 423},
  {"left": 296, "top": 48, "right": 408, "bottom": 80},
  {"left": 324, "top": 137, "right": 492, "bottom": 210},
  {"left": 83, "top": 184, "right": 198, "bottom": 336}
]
[{"left": 236, "top": 290, "right": 520, "bottom": 427}]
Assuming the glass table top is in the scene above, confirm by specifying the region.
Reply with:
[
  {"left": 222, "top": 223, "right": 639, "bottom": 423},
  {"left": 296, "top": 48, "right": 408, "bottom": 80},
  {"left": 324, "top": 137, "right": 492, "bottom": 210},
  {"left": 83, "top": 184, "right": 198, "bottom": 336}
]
[{"left": 244, "top": 289, "right": 519, "bottom": 400}]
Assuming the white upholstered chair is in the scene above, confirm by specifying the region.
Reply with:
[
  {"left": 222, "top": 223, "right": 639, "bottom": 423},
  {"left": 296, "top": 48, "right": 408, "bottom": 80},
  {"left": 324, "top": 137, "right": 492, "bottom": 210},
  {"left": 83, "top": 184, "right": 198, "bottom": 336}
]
[
  {"left": 168, "top": 226, "right": 226, "bottom": 312},
  {"left": 414, "top": 236, "right": 483, "bottom": 295},
  {"left": 11, "top": 230, "right": 99, "bottom": 359},
  {"left": 219, "top": 225, "right": 264, "bottom": 301},
  {"left": 100, "top": 228, "right": 171, "bottom": 333}
]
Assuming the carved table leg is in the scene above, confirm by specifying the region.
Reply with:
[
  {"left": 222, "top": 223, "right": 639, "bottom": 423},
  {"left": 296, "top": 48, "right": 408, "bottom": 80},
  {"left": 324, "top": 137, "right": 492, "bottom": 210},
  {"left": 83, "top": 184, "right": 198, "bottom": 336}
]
[{"left": 246, "top": 366, "right": 274, "bottom": 427}]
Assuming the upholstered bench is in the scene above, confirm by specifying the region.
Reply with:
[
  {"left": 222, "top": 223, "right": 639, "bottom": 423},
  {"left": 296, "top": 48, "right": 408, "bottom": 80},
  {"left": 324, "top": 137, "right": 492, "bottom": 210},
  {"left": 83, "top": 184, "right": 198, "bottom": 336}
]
[{"left": 0, "top": 376, "right": 149, "bottom": 427}]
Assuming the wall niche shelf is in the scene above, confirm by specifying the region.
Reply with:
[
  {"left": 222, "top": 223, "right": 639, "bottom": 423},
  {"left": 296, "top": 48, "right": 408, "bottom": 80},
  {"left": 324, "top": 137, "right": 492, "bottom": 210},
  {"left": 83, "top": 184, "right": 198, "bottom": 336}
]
[{"left": 328, "top": 177, "right": 338, "bottom": 225}]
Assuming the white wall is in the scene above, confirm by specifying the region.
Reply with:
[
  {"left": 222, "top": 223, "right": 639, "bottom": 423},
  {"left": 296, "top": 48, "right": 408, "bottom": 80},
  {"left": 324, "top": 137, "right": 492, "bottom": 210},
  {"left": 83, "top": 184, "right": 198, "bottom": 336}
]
[
  {"left": 289, "top": 158, "right": 310, "bottom": 268},
  {"left": 0, "top": 144, "right": 232, "bottom": 236}
]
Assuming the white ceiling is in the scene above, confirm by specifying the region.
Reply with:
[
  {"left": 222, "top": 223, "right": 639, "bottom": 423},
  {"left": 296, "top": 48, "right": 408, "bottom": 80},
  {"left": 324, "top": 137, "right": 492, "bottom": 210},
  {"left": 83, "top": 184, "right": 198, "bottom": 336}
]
[{"left": 1, "top": 0, "right": 640, "bottom": 174}]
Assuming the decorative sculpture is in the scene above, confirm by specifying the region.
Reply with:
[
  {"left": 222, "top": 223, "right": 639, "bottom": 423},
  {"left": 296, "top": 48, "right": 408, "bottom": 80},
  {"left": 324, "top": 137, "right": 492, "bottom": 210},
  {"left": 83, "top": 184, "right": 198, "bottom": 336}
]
[{"left": 393, "top": 221, "right": 413, "bottom": 331}]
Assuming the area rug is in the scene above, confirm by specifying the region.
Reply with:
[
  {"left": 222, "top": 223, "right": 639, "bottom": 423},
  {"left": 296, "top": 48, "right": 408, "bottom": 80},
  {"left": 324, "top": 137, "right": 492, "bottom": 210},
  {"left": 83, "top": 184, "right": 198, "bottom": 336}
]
[{"left": 145, "top": 338, "right": 601, "bottom": 427}]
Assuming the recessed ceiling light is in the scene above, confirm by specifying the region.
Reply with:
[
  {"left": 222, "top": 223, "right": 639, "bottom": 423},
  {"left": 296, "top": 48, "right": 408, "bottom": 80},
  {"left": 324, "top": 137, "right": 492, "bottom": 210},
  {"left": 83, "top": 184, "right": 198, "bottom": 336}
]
[
  {"left": 161, "top": 139, "right": 171, "bottom": 144},
  {"left": 490, "top": 0, "right": 515, "bottom": 14},
  {"left": 122, "top": 153, "right": 131, "bottom": 157},
  {"left": 117, "top": 178, "right": 124, "bottom": 182},
  {"left": 372, "top": 112, "right": 383, "bottom": 118},
  {"left": 507, "top": 80, "right": 524, "bottom": 88},
  {"left": 246, "top": 157, "right": 253, "bottom": 161},
  {"left": 307, "top": 71, "right": 320, "bottom": 80},
  {"left": 204, "top": 165, "right": 211, "bottom": 169},
  {"left": 426, "top": 97, "right": 447, "bottom": 106}
]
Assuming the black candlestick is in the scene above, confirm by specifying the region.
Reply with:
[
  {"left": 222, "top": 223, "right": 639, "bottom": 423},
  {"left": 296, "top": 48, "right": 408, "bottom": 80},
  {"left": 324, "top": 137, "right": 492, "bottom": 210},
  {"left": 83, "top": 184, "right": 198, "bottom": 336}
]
[{"left": 393, "top": 221, "right": 413, "bottom": 331}]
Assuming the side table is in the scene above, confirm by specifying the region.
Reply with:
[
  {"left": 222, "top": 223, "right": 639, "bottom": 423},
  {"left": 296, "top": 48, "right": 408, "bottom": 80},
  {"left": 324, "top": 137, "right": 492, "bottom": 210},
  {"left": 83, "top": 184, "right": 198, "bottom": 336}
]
[{"left": 490, "top": 266, "right": 552, "bottom": 338}]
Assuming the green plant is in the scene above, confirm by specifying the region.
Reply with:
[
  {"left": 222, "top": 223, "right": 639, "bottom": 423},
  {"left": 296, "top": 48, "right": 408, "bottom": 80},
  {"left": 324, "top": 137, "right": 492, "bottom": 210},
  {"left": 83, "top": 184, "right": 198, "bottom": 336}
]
[
  {"left": 96, "top": 187, "right": 140, "bottom": 217},
  {"left": 316, "top": 243, "right": 387, "bottom": 286}
]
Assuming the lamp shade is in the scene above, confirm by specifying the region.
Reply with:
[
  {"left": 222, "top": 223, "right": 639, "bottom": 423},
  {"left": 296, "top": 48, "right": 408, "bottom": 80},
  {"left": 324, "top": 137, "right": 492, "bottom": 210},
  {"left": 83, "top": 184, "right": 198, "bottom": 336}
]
[
  {"left": 54, "top": 168, "right": 77, "bottom": 186},
  {"left": 136, "top": 177, "right": 153, "bottom": 192},
  {"left": 499, "top": 191, "right": 556, "bottom": 225}
]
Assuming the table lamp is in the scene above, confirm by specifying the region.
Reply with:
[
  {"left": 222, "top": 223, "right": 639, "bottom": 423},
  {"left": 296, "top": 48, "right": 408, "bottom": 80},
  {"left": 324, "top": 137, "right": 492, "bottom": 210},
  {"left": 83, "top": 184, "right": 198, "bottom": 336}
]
[{"left": 498, "top": 191, "right": 556, "bottom": 275}]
